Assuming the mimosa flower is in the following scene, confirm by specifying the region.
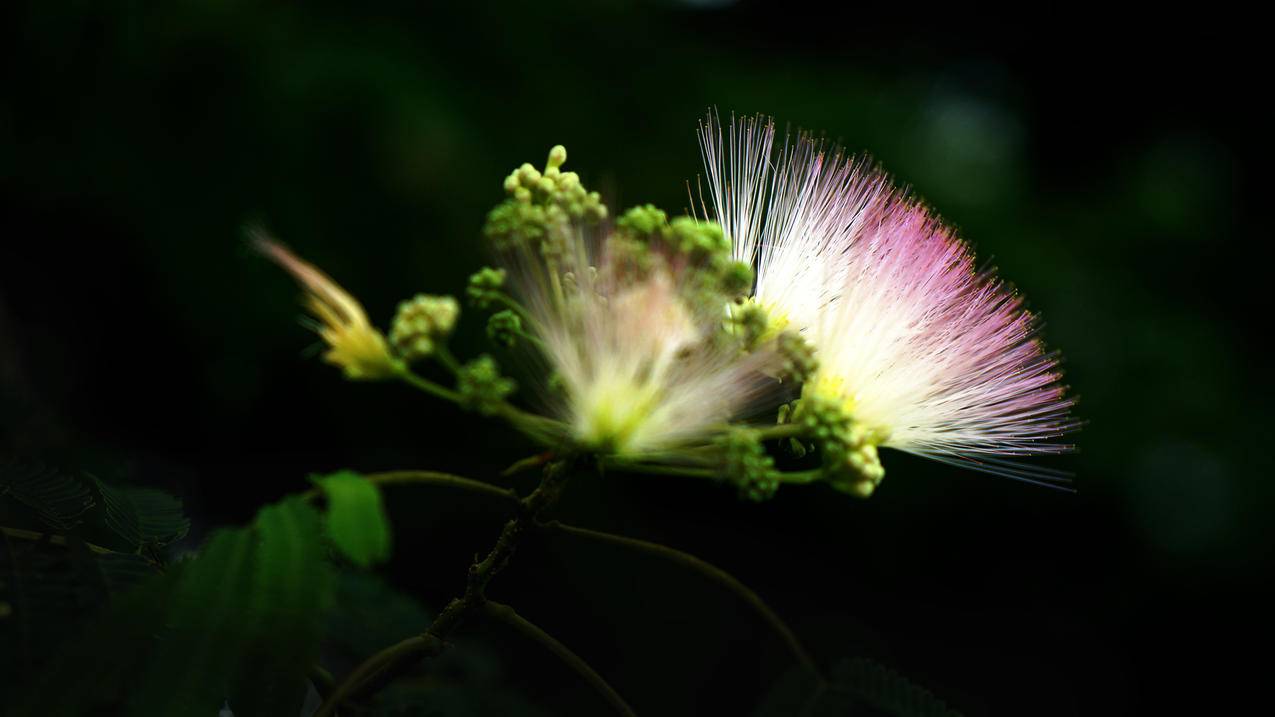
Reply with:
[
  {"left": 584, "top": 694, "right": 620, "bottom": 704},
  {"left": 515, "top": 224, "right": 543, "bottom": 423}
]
[
  {"left": 491, "top": 147, "right": 777, "bottom": 458},
  {"left": 697, "top": 112, "right": 890, "bottom": 334},
  {"left": 253, "top": 232, "right": 399, "bottom": 380},
  {"left": 697, "top": 113, "right": 1076, "bottom": 490},
  {"left": 532, "top": 250, "right": 776, "bottom": 457}
]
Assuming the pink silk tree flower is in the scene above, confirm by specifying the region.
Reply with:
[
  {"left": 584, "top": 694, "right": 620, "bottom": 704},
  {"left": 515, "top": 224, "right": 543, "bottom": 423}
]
[{"left": 698, "top": 112, "right": 1077, "bottom": 490}]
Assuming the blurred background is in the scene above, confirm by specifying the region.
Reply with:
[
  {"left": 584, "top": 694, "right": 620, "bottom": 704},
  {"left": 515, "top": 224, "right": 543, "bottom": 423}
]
[{"left": 0, "top": 2, "right": 1259, "bottom": 714}]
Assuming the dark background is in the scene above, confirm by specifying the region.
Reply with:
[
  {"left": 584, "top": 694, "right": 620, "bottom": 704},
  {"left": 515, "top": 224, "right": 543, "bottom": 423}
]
[{"left": 1, "top": 2, "right": 1261, "bottom": 714}]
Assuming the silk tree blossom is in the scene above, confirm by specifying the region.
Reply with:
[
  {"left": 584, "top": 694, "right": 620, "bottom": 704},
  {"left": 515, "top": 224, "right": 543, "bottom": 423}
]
[
  {"left": 808, "top": 196, "right": 1076, "bottom": 486},
  {"left": 698, "top": 113, "right": 1076, "bottom": 489},
  {"left": 489, "top": 147, "right": 778, "bottom": 458},
  {"left": 697, "top": 112, "right": 891, "bottom": 334},
  {"left": 514, "top": 227, "right": 779, "bottom": 458},
  {"left": 531, "top": 256, "right": 773, "bottom": 457}
]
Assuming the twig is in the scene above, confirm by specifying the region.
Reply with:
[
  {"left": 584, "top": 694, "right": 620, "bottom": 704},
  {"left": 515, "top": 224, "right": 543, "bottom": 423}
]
[
  {"left": 501, "top": 451, "right": 556, "bottom": 477},
  {"left": 482, "top": 600, "right": 637, "bottom": 716},
  {"left": 542, "top": 520, "right": 824, "bottom": 685},
  {"left": 314, "top": 458, "right": 576, "bottom": 717},
  {"left": 0, "top": 526, "right": 116, "bottom": 556}
]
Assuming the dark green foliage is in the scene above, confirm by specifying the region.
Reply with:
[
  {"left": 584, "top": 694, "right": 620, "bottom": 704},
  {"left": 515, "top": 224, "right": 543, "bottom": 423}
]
[
  {"left": 16, "top": 496, "right": 334, "bottom": 716},
  {"left": 325, "top": 572, "right": 548, "bottom": 717},
  {"left": 1, "top": 534, "right": 106, "bottom": 691},
  {"left": 0, "top": 461, "right": 94, "bottom": 531},
  {"left": 313, "top": 470, "right": 392, "bottom": 568},
  {"left": 94, "top": 477, "right": 191, "bottom": 551},
  {"left": 757, "top": 659, "right": 962, "bottom": 717},
  {"left": 831, "top": 659, "right": 962, "bottom": 717},
  {"left": 1, "top": 463, "right": 181, "bottom": 708},
  {"left": 326, "top": 571, "right": 432, "bottom": 662},
  {"left": 369, "top": 683, "right": 550, "bottom": 717}
]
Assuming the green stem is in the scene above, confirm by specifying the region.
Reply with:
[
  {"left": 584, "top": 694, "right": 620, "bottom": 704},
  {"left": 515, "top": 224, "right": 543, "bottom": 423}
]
[
  {"left": 501, "top": 451, "right": 556, "bottom": 477},
  {"left": 433, "top": 345, "right": 463, "bottom": 375},
  {"left": 514, "top": 328, "right": 548, "bottom": 352},
  {"left": 601, "top": 460, "right": 719, "bottom": 480},
  {"left": 0, "top": 526, "right": 117, "bottom": 556},
  {"left": 602, "top": 460, "right": 821, "bottom": 488},
  {"left": 775, "top": 470, "right": 822, "bottom": 485},
  {"left": 396, "top": 367, "right": 463, "bottom": 403},
  {"left": 308, "top": 664, "right": 336, "bottom": 701},
  {"left": 493, "top": 292, "right": 536, "bottom": 326},
  {"left": 301, "top": 470, "right": 517, "bottom": 506},
  {"left": 753, "top": 422, "right": 806, "bottom": 441},
  {"left": 314, "top": 458, "right": 578, "bottom": 717},
  {"left": 313, "top": 634, "right": 444, "bottom": 716},
  {"left": 543, "top": 520, "right": 824, "bottom": 685},
  {"left": 396, "top": 365, "right": 566, "bottom": 444},
  {"left": 483, "top": 600, "right": 637, "bottom": 716}
]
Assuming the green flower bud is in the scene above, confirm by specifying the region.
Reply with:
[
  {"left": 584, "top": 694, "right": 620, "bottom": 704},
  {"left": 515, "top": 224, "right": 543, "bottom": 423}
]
[
  {"left": 389, "top": 294, "right": 460, "bottom": 363},
  {"left": 486, "top": 309, "right": 521, "bottom": 347},
  {"left": 457, "top": 355, "right": 516, "bottom": 415},
  {"left": 725, "top": 299, "right": 770, "bottom": 350},
  {"left": 776, "top": 331, "right": 818, "bottom": 384},
  {"left": 616, "top": 204, "right": 668, "bottom": 236},
  {"left": 547, "top": 144, "right": 567, "bottom": 170},
  {"left": 720, "top": 427, "right": 779, "bottom": 502},
  {"left": 718, "top": 259, "right": 755, "bottom": 298},
  {"left": 466, "top": 266, "right": 507, "bottom": 308},
  {"left": 795, "top": 392, "right": 886, "bottom": 498},
  {"left": 666, "top": 217, "right": 730, "bottom": 261},
  {"left": 486, "top": 146, "right": 607, "bottom": 255}
]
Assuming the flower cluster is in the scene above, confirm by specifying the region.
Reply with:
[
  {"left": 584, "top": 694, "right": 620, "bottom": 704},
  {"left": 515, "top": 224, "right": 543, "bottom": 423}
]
[
  {"left": 698, "top": 111, "right": 1076, "bottom": 490},
  {"left": 261, "top": 117, "right": 1076, "bottom": 501}
]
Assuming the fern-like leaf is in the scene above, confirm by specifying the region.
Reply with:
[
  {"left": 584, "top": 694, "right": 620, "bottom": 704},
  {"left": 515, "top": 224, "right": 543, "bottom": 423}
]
[
  {"left": 93, "top": 478, "right": 191, "bottom": 551},
  {"left": 757, "top": 657, "right": 962, "bottom": 717},
  {"left": 0, "top": 461, "right": 94, "bottom": 531}
]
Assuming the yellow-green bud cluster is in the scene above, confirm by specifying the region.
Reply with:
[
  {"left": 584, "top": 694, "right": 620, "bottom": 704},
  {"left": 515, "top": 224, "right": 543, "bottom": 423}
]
[
  {"left": 796, "top": 393, "right": 886, "bottom": 497},
  {"left": 612, "top": 205, "right": 754, "bottom": 314},
  {"left": 725, "top": 299, "right": 770, "bottom": 351},
  {"left": 486, "top": 309, "right": 521, "bottom": 347},
  {"left": 457, "top": 355, "right": 516, "bottom": 415},
  {"left": 466, "top": 266, "right": 507, "bottom": 308},
  {"left": 615, "top": 204, "right": 668, "bottom": 236},
  {"left": 720, "top": 427, "right": 779, "bottom": 502},
  {"left": 776, "top": 331, "right": 818, "bottom": 384},
  {"left": 484, "top": 145, "right": 606, "bottom": 258},
  {"left": 389, "top": 294, "right": 459, "bottom": 362}
]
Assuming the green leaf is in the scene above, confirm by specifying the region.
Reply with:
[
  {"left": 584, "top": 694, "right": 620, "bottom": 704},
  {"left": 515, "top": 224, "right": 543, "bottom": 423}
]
[
  {"left": 17, "top": 495, "right": 333, "bottom": 717},
  {"left": 326, "top": 571, "right": 432, "bottom": 662},
  {"left": 313, "top": 470, "right": 392, "bottom": 568},
  {"left": 0, "top": 461, "right": 95, "bottom": 531},
  {"left": 233, "top": 496, "right": 332, "bottom": 713},
  {"left": 94, "top": 478, "right": 191, "bottom": 550}
]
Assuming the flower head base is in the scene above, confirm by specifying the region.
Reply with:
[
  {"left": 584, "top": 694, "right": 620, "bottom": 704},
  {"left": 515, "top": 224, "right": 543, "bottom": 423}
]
[
  {"left": 254, "top": 233, "right": 399, "bottom": 380},
  {"left": 699, "top": 112, "right": 1076, "bottom": 486}
]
